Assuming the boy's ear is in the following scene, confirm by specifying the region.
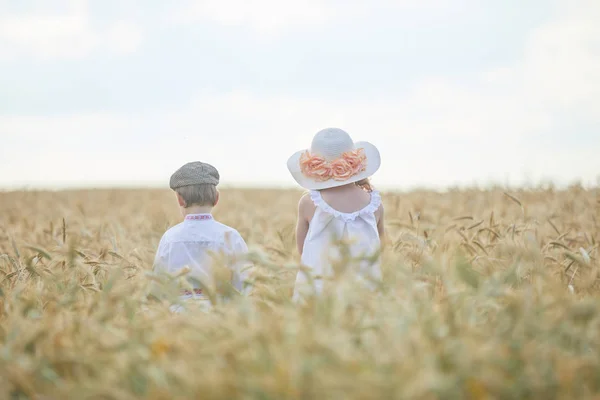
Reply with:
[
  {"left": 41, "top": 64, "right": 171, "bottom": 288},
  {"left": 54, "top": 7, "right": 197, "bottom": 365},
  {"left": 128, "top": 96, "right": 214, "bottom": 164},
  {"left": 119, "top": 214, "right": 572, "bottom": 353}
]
[
  {"left": 214, "top": 190, "right": 220, "bottom": 206},
  {"left": 176, "top": 192, "right": 186, "bottom": 207}
]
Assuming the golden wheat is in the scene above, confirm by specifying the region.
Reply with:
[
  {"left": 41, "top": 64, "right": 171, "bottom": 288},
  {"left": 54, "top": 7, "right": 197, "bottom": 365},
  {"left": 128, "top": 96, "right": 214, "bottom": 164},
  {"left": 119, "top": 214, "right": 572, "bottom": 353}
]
[{"left": 0, "top": 186, "right": 599, "bottom": 399}]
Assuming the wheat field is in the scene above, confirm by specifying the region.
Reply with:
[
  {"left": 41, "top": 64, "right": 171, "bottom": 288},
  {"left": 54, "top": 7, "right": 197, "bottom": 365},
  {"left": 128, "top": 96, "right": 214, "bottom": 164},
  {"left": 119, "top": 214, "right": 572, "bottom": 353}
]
[{"left": 0, "top": 186, "right": 599, "bottom": 399}]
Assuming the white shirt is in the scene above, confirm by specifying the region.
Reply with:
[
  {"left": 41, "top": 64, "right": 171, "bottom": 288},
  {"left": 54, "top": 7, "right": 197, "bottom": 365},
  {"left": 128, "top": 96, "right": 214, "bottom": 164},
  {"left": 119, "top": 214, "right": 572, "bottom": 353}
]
[
  {"left": 293, "top": 190, "right": 382, "bottom": 302},
  {"left": 153, "top": 214, "right": 250, "bottom": 295}
]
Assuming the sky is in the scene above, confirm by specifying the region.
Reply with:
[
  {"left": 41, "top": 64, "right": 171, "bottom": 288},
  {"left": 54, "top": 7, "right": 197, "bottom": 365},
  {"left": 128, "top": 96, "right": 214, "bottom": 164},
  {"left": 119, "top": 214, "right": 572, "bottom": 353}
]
[{"left": 1, "top": 0, "right": 599, "bottom": 190}]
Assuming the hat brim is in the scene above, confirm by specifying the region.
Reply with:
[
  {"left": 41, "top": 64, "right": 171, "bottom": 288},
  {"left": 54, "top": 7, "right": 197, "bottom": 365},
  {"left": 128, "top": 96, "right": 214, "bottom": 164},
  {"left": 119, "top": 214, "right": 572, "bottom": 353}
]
[{"left": 286, "top": 141, "right": 381, "bottom": 190}]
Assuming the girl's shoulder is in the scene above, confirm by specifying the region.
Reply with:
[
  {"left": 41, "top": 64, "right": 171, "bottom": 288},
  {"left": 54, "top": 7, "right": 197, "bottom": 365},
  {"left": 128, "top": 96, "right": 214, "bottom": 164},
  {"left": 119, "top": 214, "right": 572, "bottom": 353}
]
[
  {"left": 298, "top": 191, "right": 317, "bottom": 220},
  {"left": 299, "top": 191, "right": 315, "bottom": 207}
]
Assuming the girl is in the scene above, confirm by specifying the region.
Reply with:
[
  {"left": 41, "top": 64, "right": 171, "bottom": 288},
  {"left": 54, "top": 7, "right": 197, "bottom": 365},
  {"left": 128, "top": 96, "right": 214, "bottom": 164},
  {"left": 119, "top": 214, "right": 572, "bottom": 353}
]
[{"left": 286, "top": 127, "right": 385, "bottom": 302}]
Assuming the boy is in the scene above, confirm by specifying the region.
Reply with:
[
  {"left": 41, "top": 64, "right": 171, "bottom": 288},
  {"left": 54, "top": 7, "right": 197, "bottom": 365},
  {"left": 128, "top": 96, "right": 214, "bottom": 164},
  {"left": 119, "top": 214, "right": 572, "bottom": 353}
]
[{"left": 152, "top": 161, "right": 251, "bottom": 308}]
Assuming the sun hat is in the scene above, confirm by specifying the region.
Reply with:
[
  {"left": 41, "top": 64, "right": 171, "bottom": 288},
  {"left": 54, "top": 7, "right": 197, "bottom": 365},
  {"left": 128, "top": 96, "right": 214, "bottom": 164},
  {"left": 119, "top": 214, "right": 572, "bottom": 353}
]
[
  {"left": 287, "top": 128, "right": 381, "bottom": 190},
  {"left": 170, "top": 161, "right": 220, "bottom": 190}
]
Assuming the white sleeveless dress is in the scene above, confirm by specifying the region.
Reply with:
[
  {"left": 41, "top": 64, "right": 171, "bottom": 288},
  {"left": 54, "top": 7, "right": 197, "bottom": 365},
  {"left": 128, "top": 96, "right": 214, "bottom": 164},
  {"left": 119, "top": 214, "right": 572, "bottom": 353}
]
[{"left": 293, "top": 190, "right": 383, "bottom": 302}]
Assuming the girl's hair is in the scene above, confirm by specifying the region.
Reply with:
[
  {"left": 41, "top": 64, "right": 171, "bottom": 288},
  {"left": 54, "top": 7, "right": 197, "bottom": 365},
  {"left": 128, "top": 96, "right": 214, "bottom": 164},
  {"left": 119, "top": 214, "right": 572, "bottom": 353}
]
[
  {"left": 355, "top": 178, "right": 373, "bottom": 192},
  {"left": 303, "top": 178, "right": 374, "bottom": 194}
]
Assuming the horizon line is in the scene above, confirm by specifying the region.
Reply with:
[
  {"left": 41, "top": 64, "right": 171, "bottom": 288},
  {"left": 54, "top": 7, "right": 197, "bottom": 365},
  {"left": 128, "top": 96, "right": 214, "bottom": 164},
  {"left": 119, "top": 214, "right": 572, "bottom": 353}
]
[{"left": 0, "top": 178, "right": 597, "bottom": 193}]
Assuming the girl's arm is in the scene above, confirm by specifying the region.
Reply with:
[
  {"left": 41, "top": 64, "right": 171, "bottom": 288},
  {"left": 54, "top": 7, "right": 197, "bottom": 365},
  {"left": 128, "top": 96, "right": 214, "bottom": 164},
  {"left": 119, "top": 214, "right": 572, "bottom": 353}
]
[
  {"left": 376, "top": 204, "right": 386, "bottom": 247},
  {"left": 295, "top": 194, "right": 313, "bottom": 256}
]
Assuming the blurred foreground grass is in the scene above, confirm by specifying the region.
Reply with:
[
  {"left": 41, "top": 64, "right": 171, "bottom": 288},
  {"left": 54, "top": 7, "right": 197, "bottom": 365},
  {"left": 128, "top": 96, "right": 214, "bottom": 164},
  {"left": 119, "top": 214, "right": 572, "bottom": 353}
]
[{"left": 0, "top": 186, "right": 599, "bottom": 399}]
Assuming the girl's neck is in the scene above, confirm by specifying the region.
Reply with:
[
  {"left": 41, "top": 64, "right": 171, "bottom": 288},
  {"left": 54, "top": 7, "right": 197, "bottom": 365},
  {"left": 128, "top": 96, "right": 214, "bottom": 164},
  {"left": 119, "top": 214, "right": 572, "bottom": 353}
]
[
  {"left": 321, "top": 184, "right": 356, "bottom": 193},
  {"left": 318, "top": 183, "right": 372, "bottom": 213}
]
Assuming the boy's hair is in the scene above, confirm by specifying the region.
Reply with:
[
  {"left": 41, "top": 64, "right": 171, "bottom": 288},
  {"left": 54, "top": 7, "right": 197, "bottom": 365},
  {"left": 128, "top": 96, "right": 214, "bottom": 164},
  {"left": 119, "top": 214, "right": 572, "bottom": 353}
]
[{"left": 176, "top": 184, "right": 218, "bottom": 207}]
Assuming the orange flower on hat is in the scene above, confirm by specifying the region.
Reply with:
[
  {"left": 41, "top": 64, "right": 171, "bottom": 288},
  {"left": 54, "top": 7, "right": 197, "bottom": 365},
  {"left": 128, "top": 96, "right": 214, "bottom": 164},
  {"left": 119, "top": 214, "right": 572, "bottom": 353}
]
[
  {"left": 300, "top": 148, "right": 367, "bottom": 182},
  {"left": 299, "top": 151, "right": 331, "bottom": 181},
  {"left": 330, "top": 158, "right": 354, "bottom": 180}
]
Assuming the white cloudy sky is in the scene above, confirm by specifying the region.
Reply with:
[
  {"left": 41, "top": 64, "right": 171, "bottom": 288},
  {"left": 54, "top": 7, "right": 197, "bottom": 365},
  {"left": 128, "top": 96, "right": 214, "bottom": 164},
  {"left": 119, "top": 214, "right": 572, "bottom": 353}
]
[{"left": 1, "top": 0, "right": 599, "bottom": 190}]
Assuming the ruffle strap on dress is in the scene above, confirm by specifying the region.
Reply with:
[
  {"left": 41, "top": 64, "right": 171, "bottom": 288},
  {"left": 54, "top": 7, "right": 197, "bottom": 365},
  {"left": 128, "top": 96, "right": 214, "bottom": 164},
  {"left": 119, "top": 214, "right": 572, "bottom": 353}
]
[{"left": 309, "top": 190, "right": 382, "bottom": 221}]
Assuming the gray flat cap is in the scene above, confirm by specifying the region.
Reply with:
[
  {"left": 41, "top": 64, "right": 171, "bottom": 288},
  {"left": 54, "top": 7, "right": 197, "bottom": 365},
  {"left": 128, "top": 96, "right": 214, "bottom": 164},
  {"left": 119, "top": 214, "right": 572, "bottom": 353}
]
[{"left": 170, "top": 161, "right": 220, "bottom": 189}]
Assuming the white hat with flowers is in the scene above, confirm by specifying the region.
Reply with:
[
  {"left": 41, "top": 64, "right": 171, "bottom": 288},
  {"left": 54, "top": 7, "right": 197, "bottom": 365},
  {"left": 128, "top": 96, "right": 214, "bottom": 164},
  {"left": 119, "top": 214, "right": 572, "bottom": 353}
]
[{"left": 287, "top": 128, "right": 381, "bottom": 190}]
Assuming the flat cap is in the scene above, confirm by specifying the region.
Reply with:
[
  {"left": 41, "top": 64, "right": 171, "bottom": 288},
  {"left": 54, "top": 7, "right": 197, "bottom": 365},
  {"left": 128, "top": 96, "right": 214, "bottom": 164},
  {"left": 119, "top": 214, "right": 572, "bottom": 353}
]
[{"left": 170, "top": 161, "right": 220, "bottom": 189}]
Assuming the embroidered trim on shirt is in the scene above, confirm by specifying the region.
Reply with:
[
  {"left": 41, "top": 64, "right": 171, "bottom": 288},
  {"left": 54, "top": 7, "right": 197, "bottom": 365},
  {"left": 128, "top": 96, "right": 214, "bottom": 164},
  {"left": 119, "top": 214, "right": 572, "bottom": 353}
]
[
  {"left": 185, "top": 214, "right": 213, "bottom": 221},
  {"left": 182, "top": 288, "right": 204, "bottom": 296}
]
